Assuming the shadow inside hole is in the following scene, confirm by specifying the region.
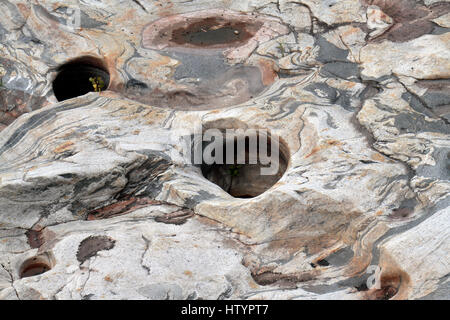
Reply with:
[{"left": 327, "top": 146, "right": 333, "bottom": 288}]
[
  {"left": 200, "top": 132, "right": 288, "bottom": 198},
  {"left": 20, "top": 263, "right": 50, "bottom": 278},
  {"left": 19, "top": 253, "right": 54, "bottom": 279},
  {"left": 52, "top": 57, "right": 110, "bottom": 102}
]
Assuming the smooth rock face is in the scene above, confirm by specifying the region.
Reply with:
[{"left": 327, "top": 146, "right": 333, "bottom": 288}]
[{"left": 0, "top": 0, "right": 448, "bottom": 300}]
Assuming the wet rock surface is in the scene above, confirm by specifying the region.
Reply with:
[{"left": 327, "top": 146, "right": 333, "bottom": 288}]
[{"left": 0, "top": 0, "right": 448, "bottom": 300}]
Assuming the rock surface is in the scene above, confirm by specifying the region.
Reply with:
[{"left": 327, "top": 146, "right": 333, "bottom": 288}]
[{"left": 0, "top": 0, "right": 449, "bottom": 300}]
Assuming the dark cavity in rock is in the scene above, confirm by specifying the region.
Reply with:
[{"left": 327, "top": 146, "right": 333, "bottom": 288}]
[
  {"left": 200, "top": 130, "right": 288, "bottom": 198},
  {"left": 52, "top": 57, "right": 110, "bottom": 102},
  {"left": 19, "top": 253, "right": 54, "bottom": 278}
]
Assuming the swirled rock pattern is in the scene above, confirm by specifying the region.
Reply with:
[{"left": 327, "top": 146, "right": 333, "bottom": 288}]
[{"left": 0, "top": 0, "right": 449, "bottom": 300}]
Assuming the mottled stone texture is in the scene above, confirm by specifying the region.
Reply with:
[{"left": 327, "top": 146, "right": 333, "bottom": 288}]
[{"left": 0, "top": 0, "right": 449, "bottom": 300}]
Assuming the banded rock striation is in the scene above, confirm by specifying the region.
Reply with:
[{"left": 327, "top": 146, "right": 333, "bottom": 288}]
[{"left": 0, "top": 0, "right": 449, "bottom": 300}]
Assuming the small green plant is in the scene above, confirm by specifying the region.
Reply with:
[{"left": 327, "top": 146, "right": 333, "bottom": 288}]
[
  {"left": 89, "top": 76, "right": 105, "bottom": 92},
  {"left": 228, "top": 164, "right": 243, "bottom": 177},
  {"left": 277, "top": 41, "right": 286, "bottom": 56}
]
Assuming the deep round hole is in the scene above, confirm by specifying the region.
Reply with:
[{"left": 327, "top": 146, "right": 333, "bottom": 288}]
[
  {"left": 52, "top": 57, "right": 110, "bottom": 102},
  {"left": 200, "top": 130, "right": 288, "bottom": 198},
  {"left": 19, "top": 253, "right": 54, "bottom": 279},
  {"left": 20, "top": 263, "right": 50, "bottom": 278}
]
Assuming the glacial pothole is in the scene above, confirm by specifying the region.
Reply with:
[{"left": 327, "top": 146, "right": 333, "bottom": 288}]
[
  {"left": 124, "top": 9, "right": 287, "bottom": 110},
  {"left": 199, "top": 130, "right": 288, "bottom": 198},
  {"left": 170, "top": 17, "right": 261, "bottom": 47},
  {"left": 19, "top": 252, "right": 54, "bottom": 279},
  {"left": 142, "top": 10, "right": 264, "bottom": 51},
  {"left": 52, "top": 57, "right": 110, "bottom": 102}
]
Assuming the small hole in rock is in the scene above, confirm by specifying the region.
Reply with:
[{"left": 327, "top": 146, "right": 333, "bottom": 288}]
[
  {"left": 21, "top": 263, "right": 50, "bottom": 278},
  {"left": 200, "top": 130, "right": 288, "bottom": 198},
  {"left": 364, "top": 272, "right": 402, "bottom": 300},
  {"left": 52, "top": 57, "right": 110, "bottom": 102},
  {"left": 389, "top": 207, "right": 413, "bottom": 219},
  {"left": 19, "top": 253, "right": 54, "bottom": 279},
  {"left": 317, "top": 259, "right": 330, "bottom": 266},
  {"left": 378, "top": 273, "right": 401, "bottom": 300}
]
